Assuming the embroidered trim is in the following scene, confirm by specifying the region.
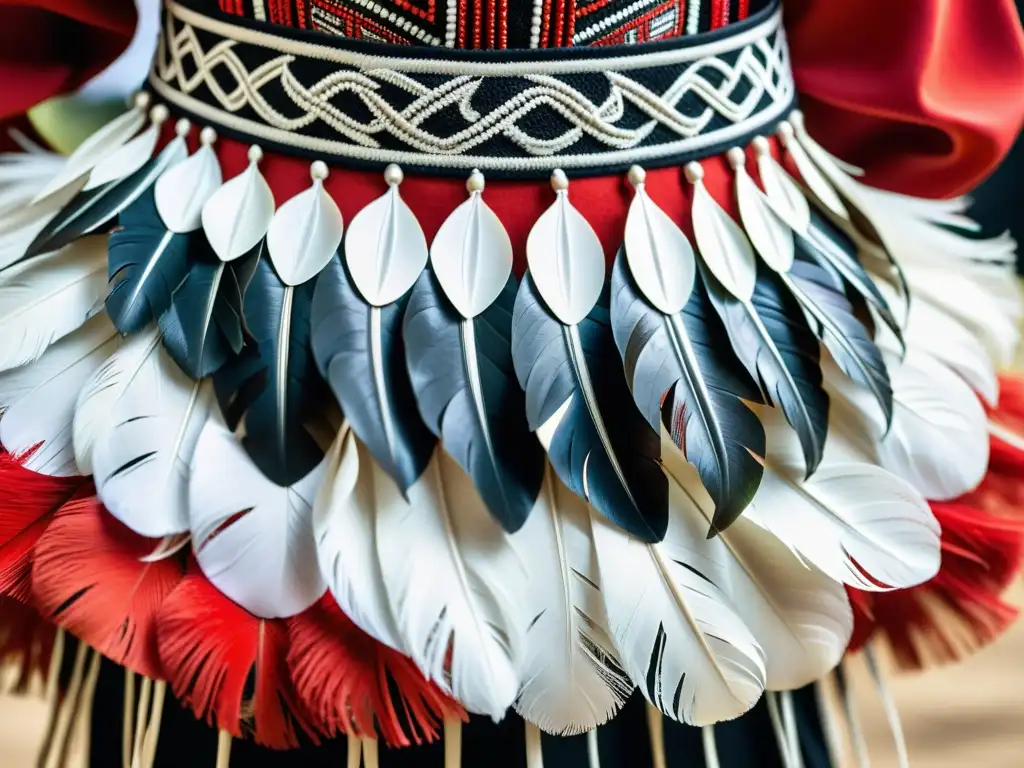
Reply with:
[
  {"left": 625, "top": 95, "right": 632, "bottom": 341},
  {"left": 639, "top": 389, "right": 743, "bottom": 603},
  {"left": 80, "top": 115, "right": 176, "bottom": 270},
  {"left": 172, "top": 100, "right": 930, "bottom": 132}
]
[{"left": 150, "top": 0, "right": 794, "bottom": 176}]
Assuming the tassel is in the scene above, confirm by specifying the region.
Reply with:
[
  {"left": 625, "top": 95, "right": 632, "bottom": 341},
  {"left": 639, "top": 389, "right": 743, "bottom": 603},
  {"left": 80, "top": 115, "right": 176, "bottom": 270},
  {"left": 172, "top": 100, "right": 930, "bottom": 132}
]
[
  {"left": 0, "top": 450, "right": 86, "bottom": 601},
  {"left": 286, "top": 595, "right": 463, "bottom": 747},
  {"left": 31, "top": 494, "right": 185, "bottom": 678},
  {"left": 157, "top": 567, "right": 317, "bottom": 748}
]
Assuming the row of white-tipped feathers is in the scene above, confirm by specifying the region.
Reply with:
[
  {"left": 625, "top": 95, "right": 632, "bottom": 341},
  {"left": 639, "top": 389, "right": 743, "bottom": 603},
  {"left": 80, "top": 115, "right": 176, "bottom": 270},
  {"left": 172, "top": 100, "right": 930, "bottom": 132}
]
[{"left": 0, "top": 100, "right": 1018, "bottom": 736}]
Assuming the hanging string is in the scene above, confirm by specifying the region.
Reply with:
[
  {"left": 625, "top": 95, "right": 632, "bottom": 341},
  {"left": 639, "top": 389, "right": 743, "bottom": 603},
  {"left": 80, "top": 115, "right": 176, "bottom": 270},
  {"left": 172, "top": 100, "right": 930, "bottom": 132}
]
[
  {"left": 444, "top": 716, "right": 462, "bottom": 768},
  {"left": 780, "top": 691, "right": 805, "bottom": 768},
  {"left": 524, "top": 722, "right": 544, "bottom": 768},
  {"left": 40, "top": 641, "right": 88, "bottom": 768},
  {"left": 586, "top": 729, "right": 601, "bottom": 768},
  {"left": 70, "top": 649, "right": 102, "bottom": 768},
  {"left": 644, "top": 704, "right": 666, "bottom": 768},
  {"left": 702, "top": 727, "right": 721, "bottom": 768},
  {"left": 361, "top": 739, "right": 380, "bottom": 768},
  {"left": 346, "top": 736, "right": 362, "bottom": 768},
  {"left": 215, "top": 730, "right": 232, "bottom": 768},
  {"left": 130, "top": 677, "right": 153, "bottom": 768},
  {"left": 37, "top": 628, "right": 65, "bottom": 766},
  {"left": 865, "top": 644, "right": 909, "bottom": 768},
  {"left": 835, "top": 661, "right": 870, "bottom": 768},
  {"left": 122, "top": 670, "right": 136, "bottom": 768},
  {"left": 814, "top": 677, "right": 846, "bottom": 768},
  {"left": 140, "top": 681, "right": 167, "bottom": 768},
  {"left": 765, "top": 692, "right": 797, "bottom": 768}
]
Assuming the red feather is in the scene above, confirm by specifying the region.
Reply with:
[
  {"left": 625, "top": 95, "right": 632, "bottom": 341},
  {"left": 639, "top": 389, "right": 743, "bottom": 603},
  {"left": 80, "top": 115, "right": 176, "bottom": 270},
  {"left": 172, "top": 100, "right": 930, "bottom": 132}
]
[
  {"left": 30, "top": 495, "right": 184, "bottom": 680},
  {"left": 0, "top": 449, "right": 86, "bottom": 601},
  {"left": 287, "top": 595, "right": 464, "bottom": 747},
  {"left": 0, "top": 596, "right": 56, "bottom": 693},
  {"left": 157, "top": 567, "right": 317, "bottom": 749},
  {"left": 849, "top": 375, "right": 1024, "bottom": 667}
]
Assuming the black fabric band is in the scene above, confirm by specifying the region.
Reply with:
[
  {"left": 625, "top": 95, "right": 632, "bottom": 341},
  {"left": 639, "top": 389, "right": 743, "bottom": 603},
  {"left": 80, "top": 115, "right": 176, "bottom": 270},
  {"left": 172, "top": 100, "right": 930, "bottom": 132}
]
[{"left": 149, "top": 0, "right": 795, "bottom": 178}]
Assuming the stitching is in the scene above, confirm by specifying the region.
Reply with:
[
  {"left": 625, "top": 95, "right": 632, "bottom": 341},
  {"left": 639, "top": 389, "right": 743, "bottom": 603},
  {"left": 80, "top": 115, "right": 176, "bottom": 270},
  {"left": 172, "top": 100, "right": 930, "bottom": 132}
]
[{"left": 151, "top": 1, "right": 793, "bottom": 171}]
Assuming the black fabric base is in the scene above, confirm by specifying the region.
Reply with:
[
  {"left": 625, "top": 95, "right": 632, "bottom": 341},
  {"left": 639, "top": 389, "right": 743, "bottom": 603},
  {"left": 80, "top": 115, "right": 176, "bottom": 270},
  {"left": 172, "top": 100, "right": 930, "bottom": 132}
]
[{"left": 85, "top": 655, "right": 831, "bottom": 768}]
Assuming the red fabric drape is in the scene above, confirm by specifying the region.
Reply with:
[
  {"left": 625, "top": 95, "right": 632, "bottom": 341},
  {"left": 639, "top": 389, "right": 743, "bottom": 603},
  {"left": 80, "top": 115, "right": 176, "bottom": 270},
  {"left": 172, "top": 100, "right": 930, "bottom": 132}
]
[
  {"left": 786, "top": 0, "right": 1024, "bottom": 197},
  {"left": 0, "top": 0, "right": 137, "bottom": 122}
]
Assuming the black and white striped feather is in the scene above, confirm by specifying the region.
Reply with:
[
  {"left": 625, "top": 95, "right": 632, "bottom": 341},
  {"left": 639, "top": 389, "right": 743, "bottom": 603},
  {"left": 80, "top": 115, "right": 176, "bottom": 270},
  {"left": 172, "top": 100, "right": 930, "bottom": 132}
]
[
  {"left": 611, "top": 250, "right": 765, "bottom": 534},
  {"left": 310, "top": 254, "right": 434, "bottom": 496},
  {"left": 404, "top": 271, "right": 545, "bottom": 532},
  {"left": 512, "top": 275, "right": 668, "bottom": 542}
]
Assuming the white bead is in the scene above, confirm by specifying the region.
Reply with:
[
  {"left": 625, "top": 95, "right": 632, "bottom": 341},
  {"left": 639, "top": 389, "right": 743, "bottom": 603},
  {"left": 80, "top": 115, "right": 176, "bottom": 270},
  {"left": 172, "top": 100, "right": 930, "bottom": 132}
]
[
  {"left": 550, "top": 169, "right": 569, "bottom": 192},
  {"left": 384, "top": 163, "right": 404, "bottom": 186},
  {"left": 175, "top": 118, "right": 191, "bottom": 137},
  {"left": 684, "top": 162, "right": 704, "bottom": 184},
  {"left": 150, "top": 104, "right": 170, "bottom": 124},
  {"left": 200, "top": 126, "right": 218, "bottom": 146},
  {"left": 777, "top": 121, "right": 795, "bottom": 145},
  {"left": 627, "top": 165, "right": 646, "bottom": 187},
  {"left": 248, "top": 145, "right": 264, "bottom": 164},
  {"left": 751, "top": 136, "right": 771, "bottom": 156},
  {"left": 466, "top": 169, "right": 485, "bottom": 194},
  {"left": 134, "top": 92, "right": 152, "bottom": 110},
  {"left": 311, "top": 160, "right": 329, "bottom": 181},
  {"left": 726, "top": 147, "right": 746, "bottom": 168}
]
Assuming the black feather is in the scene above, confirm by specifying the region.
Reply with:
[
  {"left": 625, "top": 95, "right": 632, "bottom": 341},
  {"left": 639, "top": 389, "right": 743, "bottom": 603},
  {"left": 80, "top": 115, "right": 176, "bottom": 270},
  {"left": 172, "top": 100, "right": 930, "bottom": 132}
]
[
  {"left": 785, "top": 249, "right": 894, "bottom": 427},
  {"left": 105, "top": 187, "right": 190, "bottom": 334},
  {"left": 511, "top": 273, "right": 668, "bottom": 542},
  {"left": 212, "top": 255, "right": 325, "bottom": 486},
  {"left": 24, "top": 141, "right": 186, "bottom": 261},
  {"left": 159, "top": 237, "right": 259, "bottom": 378},
  {"left": 310, "top": 254, "right": 434, "bottom": 496},
  {"left": 610, "top": 250, "right": 765, "bottom": 533},
  {"left": 404, "top": 271, "right": 545, "bottom": 532},
  {"left": 703, "top": 262, "right": 829, "bottom": 477},
  {"left": 801, "top": 212, "right": 904, "bottom": 350}
]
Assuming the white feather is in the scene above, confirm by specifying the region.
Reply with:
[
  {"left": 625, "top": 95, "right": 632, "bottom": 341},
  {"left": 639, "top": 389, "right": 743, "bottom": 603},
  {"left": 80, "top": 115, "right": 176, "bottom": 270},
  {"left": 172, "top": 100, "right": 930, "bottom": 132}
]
[
  {"left": 346, "top": 183, "right": 428, "bottom": 306},
  {"left": 623, "top": 183, "right": 695, "bottom": 315},
  {"left": 830, "top": 349, "right": 989, "bottom": 501},
  {"left": 756, "top": 150, "right": 811, "bottom": 234},
  {"left": 591, "top": 491, "right": 766, "bottom": 726},
  {"left": 430, "top": 191, "right": 512, "bottom": 319},
  {"left": 313, "top": 426, "right": 406, "bottom": 653},
  {"left": 154, "top": 144, "right": 223, "bottom": 233},
  {"left": 267, "top": 176, "right": 343, "bottom": 286},
  {"left": 189, "top": 415, "right": 327, "bottom": 619},
  {"left": 72, "top": 328, "right": 161, "bottom": 475},
  {"left": 784, "top": 123, "right": 849, "bottom": 221},
  {"left": 526, "top": 191, "right": 605, "bottom": 326},
  {"left": 513, "top": 465, "right": 632, "bottom": 735},
  {"left": 91, "top": 349, "right": 213, "bottom": 538},
  {"left": 0, "top": 314, "right": 116, "bottom": 475},
  {"left": 0, "top": 186, "right": 79, "bottom": 272},
  {"left": 690, "top": 175, "right": 757, "bottom": 302},
  {"left": 0, "top": 152, "right": 64, "bottom": 211},
  {"left": 201, "top": 160, "right": 276, "bottom": 262},
  {"left": 31, "top": 106, "right": 145, "bottom": 205},
  {"left": 744, "top": 407, "right": 940, "bottom": 592},
  {"left": 735, "top": 163, "right": 794, "bottom": 273},
  {"left": 875, "top": 281, "right": 998, "bottom": 406},
  {"left": 900, "top": 262, "right": 1021, "bottom": 369},
  {"left": 661, "top": 443, "right": 852, "bottom": 692},
  {"left": 377, "top": 447, "right": 527, "bottom": 719},
  {"left": 84, "top": 122, "right": 160, "bottom": 191},
  {"left": 0, "top": 237, "right": 108, "bottom": 372}
]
